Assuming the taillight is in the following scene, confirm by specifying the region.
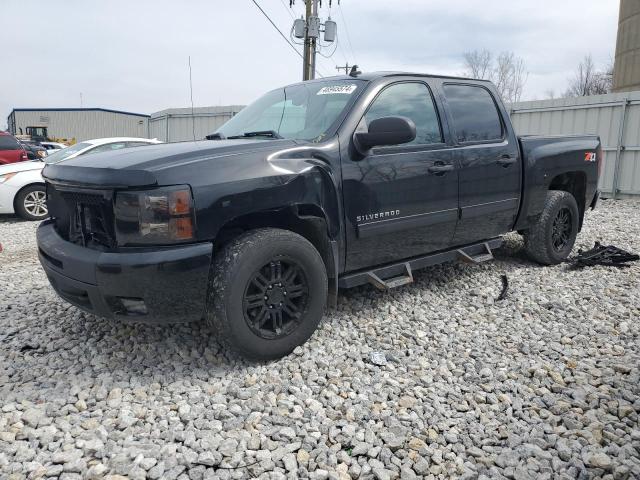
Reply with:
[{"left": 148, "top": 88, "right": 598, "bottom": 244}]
[{"left": 21, "top": 149, "right": 28, "bottom": 161}]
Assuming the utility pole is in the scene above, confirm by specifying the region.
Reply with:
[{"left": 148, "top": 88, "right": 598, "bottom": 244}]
[
  {"left": 336, "top": 63, "right": 350, "bottom": 75},
  {"left": 302, "top": 0, "right": 316, "bottom": 80},
  {"left": 302, "top": 0, "right": 317, "bottom": 81},
  {"left": 293, "top": 1, "right": 338, "bottom": 81}
]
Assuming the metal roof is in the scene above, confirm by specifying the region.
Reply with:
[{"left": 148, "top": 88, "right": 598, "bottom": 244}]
[
  {"left": 10, "top": 107, "right": 150, "bottom": 118},
  {"left": 150, "top": 105, "right": 245, "bottom": 119}
]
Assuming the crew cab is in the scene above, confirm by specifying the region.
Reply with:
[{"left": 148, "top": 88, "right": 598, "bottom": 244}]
[{"left": 37, "top": 72, "right": 600, "bottom": 359}]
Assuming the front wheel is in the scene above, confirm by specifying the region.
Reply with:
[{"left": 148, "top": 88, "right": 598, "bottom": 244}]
[
  {"left": 15, "top": 185, "right": 48, "bottom": 221},
  {"left": 207, "top": 228, "right": 328, "bottom": 360},
  {"left": 524, "top": 190, "right": 580, "bottom": 265}
]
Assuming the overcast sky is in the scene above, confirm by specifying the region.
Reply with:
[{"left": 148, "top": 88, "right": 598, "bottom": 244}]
[{"left": 1, "top": 0, "right": 619, "bottom": 128}]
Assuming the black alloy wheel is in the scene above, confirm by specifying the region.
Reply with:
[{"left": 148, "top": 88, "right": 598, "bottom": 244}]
[
  {"left": 243, "top": 258, "right": 309, "bottom": 340},
  {"left": 551, "top": 207, "right": 573, "bottom": 251},
  {"left": 524, "top": 190, "right": 580, "bottom": 265},
  {"left": 207, "top": 228, "right": 327, "bottom": 360}
]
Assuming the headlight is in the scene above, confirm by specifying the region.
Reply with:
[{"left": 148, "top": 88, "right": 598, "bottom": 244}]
[
  {"left": 0, "top": 172, "right": 17, "bottom": 184},
  {"left": 114, "top": 185, "right": 195, "bottom": 245}
]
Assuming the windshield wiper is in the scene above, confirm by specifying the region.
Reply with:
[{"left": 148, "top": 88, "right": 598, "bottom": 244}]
[{"left": 227, "top": 130, "right": 283, "bottom": 139}]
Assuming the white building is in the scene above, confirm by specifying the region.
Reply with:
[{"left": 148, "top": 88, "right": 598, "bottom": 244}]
[
  {"left": 149, "top": 105, "right": 244, "bottom": 142},
  {"left": 7, "top": 108, "right": 150, "bottom": 142}
]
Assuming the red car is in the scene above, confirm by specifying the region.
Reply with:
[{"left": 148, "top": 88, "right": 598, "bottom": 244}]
[{"left": 0, "top": 131, "right": 28, "bottom": 165}]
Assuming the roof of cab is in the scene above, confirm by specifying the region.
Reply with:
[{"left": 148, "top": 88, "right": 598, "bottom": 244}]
[{"left": 302, "top": 71, "right": 490, "bottom": 83}]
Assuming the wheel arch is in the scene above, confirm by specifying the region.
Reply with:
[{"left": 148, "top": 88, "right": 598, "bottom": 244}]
[
  {"left": 13, "top": 182, "right": 46, "bottom": 211},
  {"left": 548, "top": 171, "right": 587, "bottom": 230},
  {"left": 214, "top": 204, "right": 338, "bottom": 283}
]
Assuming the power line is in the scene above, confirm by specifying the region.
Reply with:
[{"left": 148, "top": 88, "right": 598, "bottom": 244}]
[
  {"left": 323, "top": 2, "right": 348, "bottom": 66},
  {"left": 279, "top": 0, "right": 295, "bottom": 20},
  {"left": 250, "top": 0, "right": 303, "bottom": 60},
  {"left": 337, "top": 3, "right": 357, "bottom": 64},
  {"left": 332, "top": 31, "right": 350, "bottom": 65},
  {"left": 250, "top": 0, "right": 324, "bottom": 77}
]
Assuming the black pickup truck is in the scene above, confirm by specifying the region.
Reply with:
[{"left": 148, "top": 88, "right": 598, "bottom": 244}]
[{"left": 37, "top": 72, "right": 600, "bottom": 359}]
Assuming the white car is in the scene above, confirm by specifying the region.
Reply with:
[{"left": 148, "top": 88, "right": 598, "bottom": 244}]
[
  {"left": 0, "top": 137, "right": 162, "bottom": 220},
  {"left": 40, "top": 141, "right": 68, "bottom": 153}
]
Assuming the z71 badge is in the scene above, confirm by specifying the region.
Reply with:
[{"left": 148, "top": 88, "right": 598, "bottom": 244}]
[{"left": 585, "top": 152, "right": 597, "bottom": 162}]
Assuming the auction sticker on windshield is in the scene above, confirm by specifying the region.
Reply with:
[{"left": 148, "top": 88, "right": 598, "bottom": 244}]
[{"left": 317, "top": 84, "right": 358, "bottom": 95}]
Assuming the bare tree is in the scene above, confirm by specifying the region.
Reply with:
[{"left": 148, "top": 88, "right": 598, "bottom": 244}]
[
  {"left": 600, "top": 60, "right": 614, "bottom": 93},
  {"left": 463, "top": 49, "right": 493, "bottom": 80},
  {"left": 565, "top": 55, "right": 613, "bottom": 97},
  {"left": 463, "top": 49, "right": 528, "bottom": 103},
  {"left": 494, "top": 52, "right": 527, "bottom": 103}
]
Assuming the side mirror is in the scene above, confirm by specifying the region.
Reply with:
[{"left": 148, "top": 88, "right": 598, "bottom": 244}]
[{"left": 354, "top": 116, "right": 416, "bottom": 154}]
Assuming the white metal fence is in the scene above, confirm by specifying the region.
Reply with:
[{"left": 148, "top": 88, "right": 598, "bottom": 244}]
[{"left": 510, "top": 91, "right": 640, "bottom": 198}]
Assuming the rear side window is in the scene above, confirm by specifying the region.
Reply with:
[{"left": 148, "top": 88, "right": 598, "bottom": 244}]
[
  {"left": 0, "top": 135, "right": 21, "bottom": 150},
  {"left": 443, "top": 85, "right": 503, "bottom": 143}
]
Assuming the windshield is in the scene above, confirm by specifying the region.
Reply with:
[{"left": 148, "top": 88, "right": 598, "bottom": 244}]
[
  {"left": 44, "top": 142, "right": 92, "bottom": 164},
  {"left": 215, "top": 80, "right": 365, "bottom": 142}
]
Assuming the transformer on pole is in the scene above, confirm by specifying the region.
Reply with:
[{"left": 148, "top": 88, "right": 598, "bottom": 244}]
[{"left": 292, "top": 0, "right": 338, "bottom": 81}]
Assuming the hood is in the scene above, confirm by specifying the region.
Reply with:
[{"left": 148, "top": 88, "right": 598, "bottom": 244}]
[
  {"left": 0, "top": 160, "right": 44, "bottom": 175},
  {"left": 42, "top": 139, "right": 300, "bottom": 188}
]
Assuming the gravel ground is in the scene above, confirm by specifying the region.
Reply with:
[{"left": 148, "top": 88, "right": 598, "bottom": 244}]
[{"left": 0, "top": 199, "right": 639, "bottom": 480}]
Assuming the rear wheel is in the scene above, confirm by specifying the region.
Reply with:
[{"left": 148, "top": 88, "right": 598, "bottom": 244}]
[
  {"left": 207, "top": 228, "right": 327, "bottom": 360},
  {"left": 524, "top": 190, "right": 579, "bottom": 265},
  {"left": 15, "top": 185, "right": 48, "bottom": 221}
]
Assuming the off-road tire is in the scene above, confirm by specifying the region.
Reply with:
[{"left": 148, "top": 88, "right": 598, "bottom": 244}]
[
  {"left": 207, "top": 228, "right": 327, "bottom": 360},
  {"left": 15, "top": 185, "right": 48, "bottom": 221},
  {"left": 524, "top": 190, "right": 580, "bottom": 265}
]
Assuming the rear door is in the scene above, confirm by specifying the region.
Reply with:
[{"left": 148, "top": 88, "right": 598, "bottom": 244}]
[
  {"left": 341, "top": 81, "right": 459, "bottom": 271},
  {"left": 441, "top": 83, "right": 521, "bottom": 245}
]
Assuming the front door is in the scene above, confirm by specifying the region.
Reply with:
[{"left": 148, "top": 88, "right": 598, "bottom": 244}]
[
  {"left": 441, "top": 83, "right": 521, "bottom": 245},
  {"left": 341, "top": 81, "right": 459, "bottom": 272}
]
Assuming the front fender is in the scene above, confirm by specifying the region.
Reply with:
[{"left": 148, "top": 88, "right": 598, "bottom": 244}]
[{"left": 192, "top": 142, "right": 342, "bottom": 241}]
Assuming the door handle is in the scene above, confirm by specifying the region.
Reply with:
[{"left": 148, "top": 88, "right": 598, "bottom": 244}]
[
  {"left": 428, "top": 164, "right": 454, "bottom": 175},
  {"left": 497, "top": 155, "right": 517, "bottom": 167}
]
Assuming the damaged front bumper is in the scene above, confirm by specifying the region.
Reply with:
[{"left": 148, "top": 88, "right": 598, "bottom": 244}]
[{"left": 37, "top": 220, "right": 213, "bottom": 324}]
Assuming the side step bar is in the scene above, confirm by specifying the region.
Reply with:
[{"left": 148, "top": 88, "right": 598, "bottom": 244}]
[
  {"left": 339, "top": 238, "right": 502, "bottom": 290},
  {"left": 366, "top": 262, "right": 413, "bottom": 290},
  {"left": 456, "top": 242, "right": 494, "bottom": 264}
]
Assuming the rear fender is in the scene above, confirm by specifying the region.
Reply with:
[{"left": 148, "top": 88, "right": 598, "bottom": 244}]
[{"left": 515, "top": 136, "right": 600, "bottom": 231}]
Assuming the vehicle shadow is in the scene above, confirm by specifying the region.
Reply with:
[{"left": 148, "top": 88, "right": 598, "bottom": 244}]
[
  {"left": 0, "top": 213, "right": 26, "bottom": 224},
  {"left": 1, "top": 233, "right": 536, "bottom": 403}
]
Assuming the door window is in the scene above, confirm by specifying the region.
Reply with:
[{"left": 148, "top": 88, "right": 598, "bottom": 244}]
[
  {"left": 364, "top": 83, "right": 443, "bottom": 146},
  {"left": 443, "top": 84, "right": 503, "bottom": 143},
  {"left": 0, "top": 135, "right": 21, "bottom": 150}
]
